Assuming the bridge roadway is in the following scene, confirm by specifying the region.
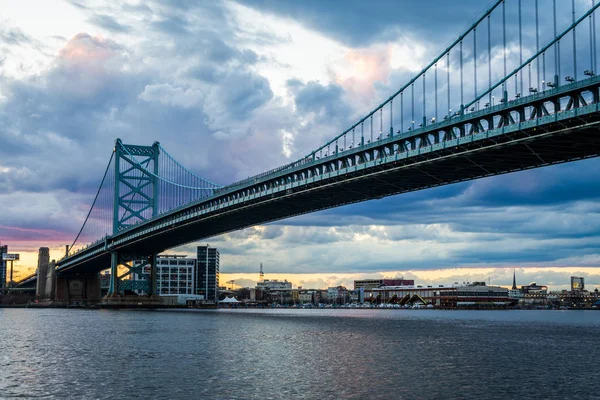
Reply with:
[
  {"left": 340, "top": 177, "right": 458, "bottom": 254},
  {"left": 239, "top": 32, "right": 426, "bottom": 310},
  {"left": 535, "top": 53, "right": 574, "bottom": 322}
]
[{"left": 25, "top": 75, "right": 600, "bottom": 280}]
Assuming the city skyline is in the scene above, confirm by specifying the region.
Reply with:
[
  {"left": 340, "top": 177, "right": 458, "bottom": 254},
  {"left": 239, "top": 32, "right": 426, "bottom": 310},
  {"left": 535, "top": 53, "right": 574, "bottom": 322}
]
[
  {"left": 2, "top": 0, "right": 600, "bottom": 289},
  {"left": 6, "top": 242, "right": 599, "bottom": 292}
]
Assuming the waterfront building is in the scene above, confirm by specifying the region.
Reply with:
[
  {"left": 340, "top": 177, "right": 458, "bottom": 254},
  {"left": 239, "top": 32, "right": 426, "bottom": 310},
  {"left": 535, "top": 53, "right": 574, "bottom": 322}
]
[
  {"left": 364, "top": 282, "right": 509, "bottom": 308},
  {"left": 197, "top": 245, "right": 220, "bottom": 301},
  {"left": 327, "top": 286, "right": 348, "bottom": 304},
  {"left": 571, "top": 276, "right": 585, "bottom": 291},
  {"left": 365, "top": 285, "right": 456, "bottom": 307},
  {"left": 508, "top": 289, "right": 523, "bottom": 298},
  {"left": 161, "top": 294, "right": 205, "bottom": 306},
  {"left": 520, "top": 282, "right": 548, "bottom": 295},
  {"left": 298, "top": 289, "right": 318, "bottom": 304},
  {"left": 455, "top": 283, "right": 509, "bottom": 307},
  {"left": 256, "top": 279, "right": 292, "bottom": 291},
  {"left": 129, "top": 254, "right": 196, "bottom": 296},
  {"left": 348, "top": 289, "right": 362, "bottom": 304},
  {"left": 0, "top": 243, "right": 7, "bottom": 289},
  {"left": 354, "top": 278, "right": 414, "bottom": 290},
  {"left": 156, "top": 255, "right": 196, "bottom": 295}
]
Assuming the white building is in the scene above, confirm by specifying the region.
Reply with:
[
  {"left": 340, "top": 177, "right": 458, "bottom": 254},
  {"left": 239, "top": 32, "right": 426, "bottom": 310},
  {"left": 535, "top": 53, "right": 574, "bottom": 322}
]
[
  {"left": 256, "top": 279, "right": 292, "bottom": 291},
  {"left": 156, "top": 255, "right": 196, "bottom": 295},
  {"left": 128, "top": 255, "right": 196, "bottom": 296}
]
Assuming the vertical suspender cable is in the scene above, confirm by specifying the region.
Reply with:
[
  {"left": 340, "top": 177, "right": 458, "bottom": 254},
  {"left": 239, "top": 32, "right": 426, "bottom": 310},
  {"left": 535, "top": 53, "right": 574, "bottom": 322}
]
[
  {"left": 519, "top": 0, "right": 523, "bottom": 95},
  {"left": 460, "top": 41, "right": 464, "bottom": 108},
  {"left": 556, "top": 0, "right": 561, "bottom": 82},
  {"left": 411, "top": 83, "right": 415, "bottom": 129},
  {"left": 536, "top": 0, "right": 539, "bottom": 89},
  {"left": 447, "top": 52, "right": 451, "bottom": 116},
  {"left": 592, "top": 0, "right": 598, "bottom": 74},
  {"left": 378, "top": 108, "right": 382, "bottom": 139},
  {"left": 401, "top": 93, "right": 404, "bottom": 133},
  {"left": 573, "top": 0, "right": 577, "bottom": 81},
  {"left": 488, "top": 14, "right": 492, "bottom": 105},
  {"left": 435, "top": 63, "right": 438, "bottom": 121},
  {"left": 591, "top": 8, "right": 595, "bottom": 74},
  {"left": 503, "top": 0, "right": 507, "bottom": 95},
  {"left": 543, "top": 51, "right": 546, "bottom": 88},
  {"left": 423, "top": 73, "right": 426, "bottom": 125},
  {"left": 390, "top": 99, "right": 393, "bottom": 136},
  {"left": 474, "top": 27, "right": 478, "bottom": 108}
]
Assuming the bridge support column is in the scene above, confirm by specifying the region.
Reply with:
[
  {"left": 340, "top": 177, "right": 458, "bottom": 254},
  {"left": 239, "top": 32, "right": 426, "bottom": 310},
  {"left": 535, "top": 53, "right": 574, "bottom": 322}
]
[
  {"left": 148, "top": 252, "right": 158, "bottom": 296},
  {"left": 44, "top": 261, "right": 56, "bottom": 300},
  {"left": 103, "top": 251, "right": 162, "bottom": 307},
  {"left": 109, "top": 251, "right": 119, "bottom": 296},
  {"left": 55, "top": 273, "right": 101, "bottom": 306}
]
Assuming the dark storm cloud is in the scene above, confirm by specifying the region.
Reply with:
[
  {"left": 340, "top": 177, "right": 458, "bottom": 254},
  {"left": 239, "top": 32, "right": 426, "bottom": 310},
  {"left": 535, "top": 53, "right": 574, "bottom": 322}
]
[
  {"left": 235, "top": 0, "right": 488, "bottom": 47},
  {"left": 217, "top": 71, "right": 273, "bottom": 119},
  {"left": 290, "top": 80, "right": 351, "bottom": 120}
]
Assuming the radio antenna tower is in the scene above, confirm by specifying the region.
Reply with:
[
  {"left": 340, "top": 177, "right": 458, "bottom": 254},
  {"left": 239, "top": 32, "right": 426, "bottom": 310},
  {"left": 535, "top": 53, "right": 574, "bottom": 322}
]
[{"left": 259, "top": 263, "right": 264, "bottom": 282}]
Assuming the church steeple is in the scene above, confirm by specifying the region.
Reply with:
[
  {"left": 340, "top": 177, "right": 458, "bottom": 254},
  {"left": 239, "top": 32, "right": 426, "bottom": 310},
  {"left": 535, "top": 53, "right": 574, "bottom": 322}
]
[{"left": 512, "top": 270, "right": 517, "bottom": 290}]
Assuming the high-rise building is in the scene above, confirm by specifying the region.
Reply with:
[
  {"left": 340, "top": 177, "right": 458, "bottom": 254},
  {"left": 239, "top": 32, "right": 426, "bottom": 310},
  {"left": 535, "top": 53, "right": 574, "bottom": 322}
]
[
  {"left": 197, "top": 245, "right": 219, "bottom": 301},
  {"left": 0, "top": 243, "right": 7, "bottom": 289}
]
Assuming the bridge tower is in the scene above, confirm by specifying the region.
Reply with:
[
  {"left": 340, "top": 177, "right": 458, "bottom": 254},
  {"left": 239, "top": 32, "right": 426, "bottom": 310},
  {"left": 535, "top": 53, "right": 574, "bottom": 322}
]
[{"left": 108, "top": 139, "right": 160, "bottom": 300}]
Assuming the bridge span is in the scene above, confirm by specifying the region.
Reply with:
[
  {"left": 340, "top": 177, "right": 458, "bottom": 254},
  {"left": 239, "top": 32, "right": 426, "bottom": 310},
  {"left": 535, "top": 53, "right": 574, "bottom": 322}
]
[{"left": 15, "top": 0, "right": 600, "bottom": 304}]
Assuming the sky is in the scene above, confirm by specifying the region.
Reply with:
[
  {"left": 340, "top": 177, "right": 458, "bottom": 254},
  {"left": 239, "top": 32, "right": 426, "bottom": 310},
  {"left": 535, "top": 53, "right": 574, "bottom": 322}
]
[{"left": 1, "top": 0, "right": 600, "bottom": 291}]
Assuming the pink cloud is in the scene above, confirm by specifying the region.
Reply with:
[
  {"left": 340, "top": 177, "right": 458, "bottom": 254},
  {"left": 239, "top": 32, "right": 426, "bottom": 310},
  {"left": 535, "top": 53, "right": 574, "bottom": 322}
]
[
  {"left": 58, "top": 33, "right": 121, "bottom": 66},
  {"left": 0, "top": 224, "right": 72, "bottom": 244},
  {"left": 334, "top": 46, "right": 392, "bottom": 100}
]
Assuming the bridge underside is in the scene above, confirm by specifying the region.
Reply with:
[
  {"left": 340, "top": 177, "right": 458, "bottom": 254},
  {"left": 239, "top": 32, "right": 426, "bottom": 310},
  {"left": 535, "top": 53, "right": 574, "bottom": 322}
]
[
  {"left": 122, "top": 116, "right": 600, "bottom": 253},
  {"left": 55, "top": 113, "right": 600, "bottom": 277}
]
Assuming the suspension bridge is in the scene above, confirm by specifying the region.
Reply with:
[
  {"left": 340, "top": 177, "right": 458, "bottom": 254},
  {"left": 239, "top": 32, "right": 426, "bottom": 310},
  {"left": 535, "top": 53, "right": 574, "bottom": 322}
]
[{"left": 16, "top": 0, "right": 600, "bottom": 304}]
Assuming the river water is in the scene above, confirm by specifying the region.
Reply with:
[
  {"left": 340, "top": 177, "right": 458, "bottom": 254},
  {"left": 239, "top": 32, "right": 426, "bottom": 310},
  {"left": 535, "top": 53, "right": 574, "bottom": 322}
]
[{"left": 0, "top": 308, "right": 598, "bottom": 399}]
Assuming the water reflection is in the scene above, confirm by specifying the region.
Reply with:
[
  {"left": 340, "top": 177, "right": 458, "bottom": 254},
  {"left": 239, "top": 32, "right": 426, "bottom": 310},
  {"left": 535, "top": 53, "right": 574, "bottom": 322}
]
[{"left": 0, "top": 309, "right": 597, "bottom": 399}]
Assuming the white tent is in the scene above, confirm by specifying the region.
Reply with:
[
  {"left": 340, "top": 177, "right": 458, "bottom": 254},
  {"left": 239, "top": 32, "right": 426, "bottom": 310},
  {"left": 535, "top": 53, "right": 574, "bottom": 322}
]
[{"left": 219, "top": 296, "right": 240, "bottom": 303}]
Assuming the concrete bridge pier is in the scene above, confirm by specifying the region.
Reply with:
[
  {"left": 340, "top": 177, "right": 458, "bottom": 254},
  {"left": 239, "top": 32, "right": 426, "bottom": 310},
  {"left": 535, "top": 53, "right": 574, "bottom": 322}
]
[
  {"left": 55, "top": 273, "right": 102, "bottom": 305},
  {"left": 35, "top": 247, "right": 57, "bottom": 302}
]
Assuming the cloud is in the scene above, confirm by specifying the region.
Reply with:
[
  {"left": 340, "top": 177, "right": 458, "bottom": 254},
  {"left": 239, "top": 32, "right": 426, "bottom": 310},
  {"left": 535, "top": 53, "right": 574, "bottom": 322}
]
[
  {"left": 87, "top": 14, "right": 131, "bottom": 33},
  {"left": 289, "top": 80, "right": 350, "bottom": 121},
  {"left": 2, "top": 0, "right": 600, "bottom": 283},
  {"left": 139, "top": 83, "right": 203, "bottom": 108}
]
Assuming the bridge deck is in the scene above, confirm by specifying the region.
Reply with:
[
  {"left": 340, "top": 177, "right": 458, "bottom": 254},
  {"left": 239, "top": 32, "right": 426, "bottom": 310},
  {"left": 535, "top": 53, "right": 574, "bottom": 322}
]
[{"left": 55, "top": 102, "right": 600, "bottom": 276}]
